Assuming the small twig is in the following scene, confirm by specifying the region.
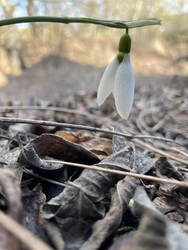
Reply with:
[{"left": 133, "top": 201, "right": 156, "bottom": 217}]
[
  {"left": 0, "top": 133, "right": 25, "bottom": 157},
  {"left": 22, "top": 168, "right": 84, "bottom": 190},
  {"left": 178, "top": 167, "right": 188, "bottom": 173},
  {"left": 0, "top": 116, "right": 184, "bottom": 147},
  {"left": 164, "top": 146, "right": 188, "bottom": 158},
  {"left": 0, "top": 210, "right": 53, "bottom": 250},
  {"left": 0, "top": 134, "right": 10, "bottom": 140},
  {"left": 46, "top": 159, "right": 188, "bottom": 187},
  {"left": 0, "top": 105, "right": 114, "bottom": 125},
  {"left": 134, "top": 139, "right": 188, "bottom": 165},
  {"left": 22, "top": 167, "right": 68, "bottom": 188},
  {"left": 151, "top": 106, "right": 181, "bottom": 132},
  {"left": 137, "top": 109, "right": 153, "bottom": 133},
  {"left": 151, "top": 111, "right": 175, "bottom": 132}
]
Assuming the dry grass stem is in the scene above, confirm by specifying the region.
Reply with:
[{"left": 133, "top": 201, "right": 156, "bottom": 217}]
[
  {"left": 0, "top": 210, "right": 53, "bottom": 250},
  {"left": 46, "top": 159, "right": 188, "bottom": 187}
]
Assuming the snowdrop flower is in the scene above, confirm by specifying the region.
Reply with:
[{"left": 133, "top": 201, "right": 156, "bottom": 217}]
[{"left": 97, "top": 33, "right": 134, "bottom": 119}]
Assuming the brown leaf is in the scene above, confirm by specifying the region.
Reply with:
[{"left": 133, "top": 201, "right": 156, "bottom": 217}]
[
  {"left": 56, "top": 130, "right": 113, "bottom": 159},
  {"left": 23, "top": 133, "right": 99, "bottom": 162},
  {"left": 17, "top": 133, "right": 100, "bottom": 173},
  {"left": 81, "top": 137, "right": 112, "bottom": 159},
  {"left": 55, "top": 130, "right": 86, "bottom": 143}
]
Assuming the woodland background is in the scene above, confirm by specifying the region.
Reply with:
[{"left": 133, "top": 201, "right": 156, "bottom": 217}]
[{"left": 0, "top": 0, "right": 187, "bottom": 102}]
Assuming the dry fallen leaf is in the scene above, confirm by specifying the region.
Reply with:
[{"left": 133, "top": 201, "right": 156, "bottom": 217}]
[
  {"left": 43, "top": 146, "right": 135, "bottom": 220},
  {"left": 17, "top": 133, "right": 100, "bottom": 173},
  {"left": 80, "top": 147, "right": 155, "bottom": 250},
  {"left": 56, "top": 130, "right": 113, "bottom": 159}
]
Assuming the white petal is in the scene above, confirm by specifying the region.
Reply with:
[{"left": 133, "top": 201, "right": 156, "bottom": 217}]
[
  {"left": 113, "top": 54, "right": 135, "bottom": 119},
  {"left": 97, "top": 57, "right": 119, "bottom": 106}
]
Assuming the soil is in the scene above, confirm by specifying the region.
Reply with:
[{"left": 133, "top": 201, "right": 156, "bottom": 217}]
[
  {"left": 0, "top": 55, "right": 103, "bottom": 103},
  {"left": 0, "top": 50, "right": 187, "bottom": 103}
]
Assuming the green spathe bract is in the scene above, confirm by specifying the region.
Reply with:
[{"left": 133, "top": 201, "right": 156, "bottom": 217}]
[{"left": 118, "top": 34, "right": 131, "bottom": 53}]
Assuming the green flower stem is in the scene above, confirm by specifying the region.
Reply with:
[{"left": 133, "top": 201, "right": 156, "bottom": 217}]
[{"left": 0, "top": 16, "right": 161, "bottom": 29}]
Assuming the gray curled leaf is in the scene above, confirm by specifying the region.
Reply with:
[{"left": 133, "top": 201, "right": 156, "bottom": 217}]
[
  {"left": 17, "top": 133, "right": 100, "bottom": 173},
  {"left": 43, "top": 146, "right": 135, "bottom": 220},
  {"left": 43, "top": 184, "right": 106, "bottom": 219},
  {"left": 18, "top": 145, "right": 64, "bottom": 173},
  {"left": 80, "top": 148, "right": 155, "bottom": 250},
  {"left": 155, "top": 157, "right": 185, "bottom": 181}
]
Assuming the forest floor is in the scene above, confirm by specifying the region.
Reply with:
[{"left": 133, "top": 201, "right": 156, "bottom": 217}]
[{"left": 0, "top": 47, "right": 188, "bottom": 250}]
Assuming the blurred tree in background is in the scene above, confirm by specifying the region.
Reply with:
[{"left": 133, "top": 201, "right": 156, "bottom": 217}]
[{"left": 0, "top": 0, "right": 187, "bottom": 86}]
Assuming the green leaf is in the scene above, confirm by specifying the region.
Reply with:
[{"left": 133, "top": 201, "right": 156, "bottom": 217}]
[
  {"left": 0, "top": 16, "right": 161, "bottom": 29},
  {"left": 118, "top": 226, "right": 135, "bottom": 234}
]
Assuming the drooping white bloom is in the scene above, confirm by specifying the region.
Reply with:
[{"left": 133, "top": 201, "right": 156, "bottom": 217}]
[
  {"left": 97, "top": 57, "right": 119, "bottom": 106},
  {"left": 97, "top": 33, "right": 135, "bottom": 120}
]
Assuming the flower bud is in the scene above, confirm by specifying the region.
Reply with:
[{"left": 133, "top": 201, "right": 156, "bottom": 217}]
[{"left": 118, "top": 33, "right": 131, "bottom": 53}]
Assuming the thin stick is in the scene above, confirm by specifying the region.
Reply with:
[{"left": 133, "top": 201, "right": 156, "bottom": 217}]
[
  {"left": 0, "top": 210, "right": 53, "bottom": 250},
  {"left": 1, "top": 107, "right": 187, "bottom": 160},
  {"left": 134, "top": 139, "right": 188, "bottom": 165},
  {"left": 0, "top": 105, "right": 112, "bottom": 125},
  {"left": 46, "top": 159, "right": 188, "bottom": 187},
  {"left": 0, "top": 116, "right": 184, "bottom": 147},
  {"left": 21, "top": 167, "right": 68, "bottom": 188}
]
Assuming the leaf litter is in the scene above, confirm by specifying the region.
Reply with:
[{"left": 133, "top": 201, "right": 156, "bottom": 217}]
[{"left": 0, "top": 78, "right": 188, "bottom": 249}]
